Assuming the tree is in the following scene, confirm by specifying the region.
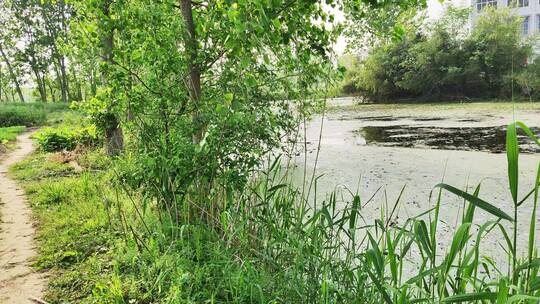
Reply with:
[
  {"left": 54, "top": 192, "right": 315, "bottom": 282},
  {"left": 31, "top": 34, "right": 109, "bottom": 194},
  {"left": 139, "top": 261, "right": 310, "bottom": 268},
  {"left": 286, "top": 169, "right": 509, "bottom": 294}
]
[
  {"left": 350, "top": 6, "right": 532, "bottom": 101},
  {"left": 67, "top": 0, "right": 428, "bottom": 226},
  {"left": 99, "top": 0, "right": 124, "bottom": 155},
  {"left": 10, "top": 0, "right": 51, "bottom": 102},
  {"left": 464, "top": 7, "right": 531, "bottom": 96},
  {"left": 0, "top": 1, "right": 25, "bottom": 102},
  {"left": 39, "top": 0, "right": 72, "bottom": 103}
]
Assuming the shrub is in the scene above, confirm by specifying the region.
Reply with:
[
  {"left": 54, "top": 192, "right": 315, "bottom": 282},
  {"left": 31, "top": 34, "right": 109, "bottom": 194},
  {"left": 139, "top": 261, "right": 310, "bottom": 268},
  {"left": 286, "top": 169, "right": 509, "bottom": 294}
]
[
  {"left": 35, "top": 125, "right": 99, "bottom": 152},
  {"left": 0, "top": 104, "right": 46, "bottom": 127},
  {"left": 0, "top": 102, "right": 70, "bottom": 127},
  {"left": 516, "top": 58, "right": 540, "bottom": 98},
  {"left": 0, "top": 126, "right": 26, "bottom": 143},
  {"left": 352, "top": 7, "right": 531, "bottom": 101}
]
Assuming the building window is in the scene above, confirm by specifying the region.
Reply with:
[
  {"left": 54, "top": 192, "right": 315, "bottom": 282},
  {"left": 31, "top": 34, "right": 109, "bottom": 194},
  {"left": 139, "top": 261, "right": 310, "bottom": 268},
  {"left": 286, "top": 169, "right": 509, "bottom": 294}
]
[
  {"left": 523, "top": 16, "right": 530, "bottom": 35},
  {"left": 477, "top": 0, "right": 497, "bottom": 11},
  {"left": 508, "top": 0, "right": 529, "bottom": 6}
]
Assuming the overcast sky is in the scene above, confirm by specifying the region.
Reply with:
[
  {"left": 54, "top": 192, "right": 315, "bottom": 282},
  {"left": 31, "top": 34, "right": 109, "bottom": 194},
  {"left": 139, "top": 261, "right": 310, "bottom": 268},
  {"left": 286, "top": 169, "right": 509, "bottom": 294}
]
[{"left": 427, "top": 0, "right": 469, "bottom": 18}]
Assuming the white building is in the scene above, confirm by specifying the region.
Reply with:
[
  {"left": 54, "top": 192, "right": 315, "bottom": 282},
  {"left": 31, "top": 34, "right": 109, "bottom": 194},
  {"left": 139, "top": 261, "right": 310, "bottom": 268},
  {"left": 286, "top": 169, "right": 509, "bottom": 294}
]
[{"left": 470, "top": 0, "right": 540, "bottom": 35}]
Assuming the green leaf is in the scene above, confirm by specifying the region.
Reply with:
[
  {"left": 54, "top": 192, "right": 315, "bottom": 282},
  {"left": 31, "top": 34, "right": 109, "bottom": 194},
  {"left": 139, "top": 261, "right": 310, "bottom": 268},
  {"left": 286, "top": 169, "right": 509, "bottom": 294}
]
[
  {"left": 444, "top": 223, "right": 472, "bottom": 275},
  {"left": 224, "top": 92, "right": 234, "bottom": 105},
  {"left": 435, "top": 183, "right": 513, "bottom": 221},
  {"left": 516, "top": 121, "right": 540, "bottom": 148},
  {"left": 516, "top": 258, "right": 540, "bottom": 272},
  {"left": 497, "top": 278, "right": 509, "bottom": 304},
  {"left": 442, "top": 292, "right": 498, "bottom": 303},
  {"left": 507, "top": 122, "right": 519, "bottom": 205},
  {"left": 367, "top": 232, "right": 384, "bottom": 277},
  {"left": 507, "top": 295, "right": 540, "bottom": 303},
  {"left": 366, "top": 268, "right": 393, "bottom": 304},
  {"left": 530, "top": 276, "right": 540, "bottom": 291},
  {"left": 349, "top": 195, "right": 360, "bottom": 233},
  {"left": 414, "top": 220, "right": 433, "bottom": 258},
  {"left": 405, "top": 266, "right": 442, "bottom": 285}
]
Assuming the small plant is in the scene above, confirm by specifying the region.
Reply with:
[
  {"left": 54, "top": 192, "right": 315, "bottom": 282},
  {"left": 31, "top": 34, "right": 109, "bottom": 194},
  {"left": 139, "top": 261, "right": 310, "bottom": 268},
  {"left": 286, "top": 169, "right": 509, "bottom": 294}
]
[
  {"left": 0, "top": 103, "right": 46, "bottom": 127},
  {"left": 35, "top": 125, "right": 99, "bottom": 152},
  {"left": 0, "top": 126, "right": 26, "bottom": 143},
  {"left": 10, "top": 117, "right": 540, "bottom": 303}
]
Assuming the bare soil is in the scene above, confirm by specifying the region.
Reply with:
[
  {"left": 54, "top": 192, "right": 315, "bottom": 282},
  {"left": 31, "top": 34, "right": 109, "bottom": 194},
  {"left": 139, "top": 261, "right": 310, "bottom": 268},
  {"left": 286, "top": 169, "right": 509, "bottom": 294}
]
[{"left": 0, "top": 132, "right": 46, "bottom": 303}]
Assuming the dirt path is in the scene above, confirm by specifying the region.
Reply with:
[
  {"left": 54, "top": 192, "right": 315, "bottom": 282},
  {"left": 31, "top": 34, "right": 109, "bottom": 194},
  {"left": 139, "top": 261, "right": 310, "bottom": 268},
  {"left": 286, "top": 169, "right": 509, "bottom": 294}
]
[{"left": 0, "top": 132, "right": 45, "bottom": 303}]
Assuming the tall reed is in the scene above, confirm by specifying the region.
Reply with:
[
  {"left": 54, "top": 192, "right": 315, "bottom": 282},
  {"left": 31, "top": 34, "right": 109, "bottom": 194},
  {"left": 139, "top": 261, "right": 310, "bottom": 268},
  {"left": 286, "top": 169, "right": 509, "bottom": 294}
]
[{"left": 111, "top": 121, "right": 540, "bottom": 303}]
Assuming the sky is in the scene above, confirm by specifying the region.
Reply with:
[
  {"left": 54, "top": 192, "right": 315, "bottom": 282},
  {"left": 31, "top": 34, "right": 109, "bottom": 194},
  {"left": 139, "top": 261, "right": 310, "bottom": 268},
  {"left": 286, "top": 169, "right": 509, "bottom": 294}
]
[
  {"left": 427, "top": 0, "right": 469, "bottom": 19},
  {"left": 334, "top": 0, "right": 469, "bottom": 55}
]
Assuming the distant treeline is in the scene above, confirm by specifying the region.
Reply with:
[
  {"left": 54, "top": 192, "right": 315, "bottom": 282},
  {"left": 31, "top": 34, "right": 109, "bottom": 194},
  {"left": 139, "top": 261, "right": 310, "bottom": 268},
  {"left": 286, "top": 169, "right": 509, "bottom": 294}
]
[
  {"left": 340, "top": 7, "right": 540, "bottom": 102},
  {"left": 0, "top": 0, "right": 95, "bottom": 103}
]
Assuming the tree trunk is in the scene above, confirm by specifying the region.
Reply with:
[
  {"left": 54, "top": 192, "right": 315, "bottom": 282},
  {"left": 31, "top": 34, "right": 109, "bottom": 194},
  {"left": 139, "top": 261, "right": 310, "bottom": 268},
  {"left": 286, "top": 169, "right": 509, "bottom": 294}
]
[
  {"left": 179, "top": 0, "right": 203, "bottom": 144},
  {"left": 101, "top": 0, "right": 123, "bottom": 156},
  {"left": 0, "top": 46, "right": 25, "bottom": 102},
  {"left": 58, "top": 55, "right": 69, "bottom": 102},
  {"left": 32, "top": 68, "right": 47, "bottom": 102},
  {"left": 0, "top": 65, "right": 3, "bottom": 102},
  {"left": 53, "top": 64, "right": 63, "bottom": 102},
  {"left": 48, "top": 81, "right": 56, "bottom": 103},
  {"left": 71, "top": 64, "right": 83, "bottom": 101},
  {"left": 89, "top": 67, "right": 97, "bottom": 96}
]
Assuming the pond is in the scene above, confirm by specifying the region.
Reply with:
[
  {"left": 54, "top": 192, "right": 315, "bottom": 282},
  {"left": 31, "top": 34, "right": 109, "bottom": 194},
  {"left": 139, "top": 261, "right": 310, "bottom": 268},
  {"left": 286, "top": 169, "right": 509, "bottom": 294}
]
[
  {"left": 357, "top": 125, "right": 540, "bottom": 153},
  {"left": 292, "top": 100, "right": 540, "bottom": 266}
]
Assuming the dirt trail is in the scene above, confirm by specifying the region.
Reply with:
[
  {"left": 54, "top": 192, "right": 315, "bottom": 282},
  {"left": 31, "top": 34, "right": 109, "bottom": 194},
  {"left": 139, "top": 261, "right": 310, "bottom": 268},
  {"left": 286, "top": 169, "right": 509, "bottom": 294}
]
[{"left": 0, "top": 132, "right": 45, "bottom": 303}]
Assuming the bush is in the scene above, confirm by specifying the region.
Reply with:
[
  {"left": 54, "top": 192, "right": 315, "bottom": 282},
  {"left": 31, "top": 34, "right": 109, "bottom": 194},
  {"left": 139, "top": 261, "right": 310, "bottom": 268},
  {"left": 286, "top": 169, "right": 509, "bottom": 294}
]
[
  {"left": 35, "top": 125, "right": 99, "bottom": 152},
  {"left": 0, "top": 102, "right": 70, "bottom": 127},
  {"left": 516, "top": 58, "right": 540, "bottom": 98},
  {"left": 352, "top": 7, "right": 531, "bottom": 101},
  {"left": 0, "top": 126, "right": 26, "bottom": 143},
  {"left": 0, "top": 103, "right": 47, "bottom": 127}
]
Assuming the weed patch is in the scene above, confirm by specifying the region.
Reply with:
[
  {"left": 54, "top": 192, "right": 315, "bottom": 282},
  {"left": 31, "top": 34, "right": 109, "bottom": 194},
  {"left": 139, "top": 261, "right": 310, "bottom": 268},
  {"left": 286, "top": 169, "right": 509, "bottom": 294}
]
[
  {"left": 0, "top": 126, "right": 26, "bottom": 143},
  {"left": 10, "top": 122, "right": 540, "bottom": 303},
  {"left": 35, "top": 125, "right": 99, "bottom": 152}
]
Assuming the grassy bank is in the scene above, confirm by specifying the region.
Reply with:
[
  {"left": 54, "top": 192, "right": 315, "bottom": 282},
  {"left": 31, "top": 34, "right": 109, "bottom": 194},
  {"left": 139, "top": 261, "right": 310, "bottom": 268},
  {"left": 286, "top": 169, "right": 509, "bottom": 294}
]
[
  {"left": 7, "top": 113, "right": 540, "bottom": 303},
  {"left": 327, "top": 99, "right": 540, "bottom": 113},
  {"left": 9, "top": 151, "right": 117, "bottom": 302},
  {"left": 0, "top": 102, "right": 70, "bottom": 128},
  {"left": 0, "top": 126, "right": 27, "bottom": 155},
  {"left": 0, "top": 126, "right": 26, "bottom": 143},
  {"left": 0, "top": 102, "right": 72, "bottom": 154}
]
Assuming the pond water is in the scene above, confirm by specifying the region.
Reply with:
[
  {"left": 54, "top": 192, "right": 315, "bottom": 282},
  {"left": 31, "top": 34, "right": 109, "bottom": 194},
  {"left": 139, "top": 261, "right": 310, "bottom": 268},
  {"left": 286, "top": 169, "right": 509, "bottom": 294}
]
[
  {"left": 357, "top": 125, "right": 540, "bottom": 153},
  {"left": 292, "top": 100, "right": 540, "bottom": 266}
]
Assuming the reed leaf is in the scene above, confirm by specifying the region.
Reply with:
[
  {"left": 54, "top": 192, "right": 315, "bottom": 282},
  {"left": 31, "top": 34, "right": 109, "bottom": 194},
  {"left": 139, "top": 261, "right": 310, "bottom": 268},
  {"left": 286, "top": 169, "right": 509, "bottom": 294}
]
[
  {"left": 435, "top": 184, "right": 513, "bottom": 221},
  {"left": 366, "top": 268, "right": 393, "bottom": 304},
  {"left": 442, "top": 292, "right": 498, "bottom": 303},
  {"left": 506, "top": 122, "right": 519, "bottom": 205},
  {"left": 414, "top": 220, "right": 433, "bottom": 259},
  {"left": 516, "top": 121, "right": 540, "bottom": 148}
]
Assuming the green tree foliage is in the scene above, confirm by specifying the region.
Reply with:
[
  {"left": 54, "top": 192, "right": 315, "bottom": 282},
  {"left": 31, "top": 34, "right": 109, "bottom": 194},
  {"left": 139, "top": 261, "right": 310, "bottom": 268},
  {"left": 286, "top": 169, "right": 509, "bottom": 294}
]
[
  {"left": 350, "top": 7, "right": 534, "bottom": 101},
  {"left": 67, "top": 0, "right": 427, "bottom": 225},
  {"left": 516, "top": 58, "right": 540, "bottom": 98},
  {"left": 70, "top": 0, "right": 341, "bottom": 218},
  {"left": 0, "top": 0, "right": 81, "bottom": 103},
  {"left": 0, "top": 2, "right": 26, "bottom": 102}
]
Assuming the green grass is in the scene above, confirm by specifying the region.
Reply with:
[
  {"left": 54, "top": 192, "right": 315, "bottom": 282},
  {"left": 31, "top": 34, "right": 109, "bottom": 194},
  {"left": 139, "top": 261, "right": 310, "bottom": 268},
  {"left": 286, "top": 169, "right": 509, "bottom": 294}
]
[
  {"left": 0, "top": 102, "right": 71, "bottom": 127},
  {"left": 8, "top": 116, "right": 540, "bottom": 303},
  {"left": 328, "top": 99, "right": 540, "bottom": 112},
  {"left": 0, "top": 126, "right": 26, "bottom": 143},
  {"left": 9, "top": 152, "right": 294, "bottom": 303},
  {"left": 9, "top": 153, "right": 114, "bottom": 302}
]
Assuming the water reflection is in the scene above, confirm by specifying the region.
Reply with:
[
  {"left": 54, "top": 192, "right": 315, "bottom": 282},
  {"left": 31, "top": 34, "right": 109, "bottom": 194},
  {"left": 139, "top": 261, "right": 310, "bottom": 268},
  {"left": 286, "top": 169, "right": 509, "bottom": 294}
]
[{"left": 357, "top": 125, "right": 540, "bottom": 153}]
